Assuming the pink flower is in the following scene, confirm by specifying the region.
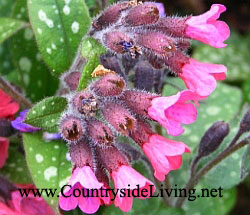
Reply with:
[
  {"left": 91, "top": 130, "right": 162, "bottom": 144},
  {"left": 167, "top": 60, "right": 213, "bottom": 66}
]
[
  {"left": 180, "top": 58, "right": 227, "bottom": 97},
  {"left": 0, "top": 89, "right": 20, "bottom": 120},
  {"left": 0, "top": 184, "right": 55, "bottom": 215},
  {"left": 111, "top": 165, "right": 155, "bottom": 212},
  {"left": 0, "top": 137, "right": 9, "bottom": 168},
  {"left": 185, "top": 4, "right": 230, "bottom": 48},
  {"left": 59, "top": 166, "right": 111, "bottom": 214},
  {"left": 143, "top": 135, "right": 190, "bottom": 181},
  {"left": 148, "top": 90, "right": 199, "bottom": 136}
]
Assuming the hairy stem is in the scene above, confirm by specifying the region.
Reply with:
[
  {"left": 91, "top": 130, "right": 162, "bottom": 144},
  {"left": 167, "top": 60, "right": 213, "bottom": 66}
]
[
  {"left": 175, "top": 137, "right": 250, "bottom": 208},
  {"left": 0, "top": 78, "right": 32, "bottom": 108}
]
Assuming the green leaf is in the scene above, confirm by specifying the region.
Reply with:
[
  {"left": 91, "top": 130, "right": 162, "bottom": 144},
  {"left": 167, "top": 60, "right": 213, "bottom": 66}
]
[
  {"left": 0, "top": 0, "right": 15, "bottom": 17},
  {"left": 193, "top": 31, "right": 250, "bottom": 82},
  {"left": 10, "top": 0, "right": 59, "bottom": 102},
  {"left": 27, "top": 0, "right": 91, "bottom": 75},
  {"left": 26, "top": 96, "right": 67, "bottom": 133},
  {"left": 156, "top": 207, "right": 185, "bottom": 215},
  {"left": 0, "top": 18, "right": 27, "bottom": 44},
  {"left": 77, "top": 54, "right": 100, "bottom": 91},
  {"left": 241, "top": 144, "right": 250, "bottom": 179},
  {"left": 81, "top": 37, "right": 106, "bottom": 59},
  {"left": 23, "top": 132, "right": 71, "bottom": 209},
  {"left": 1, "top": 142, "right": 33, "bottom": 184},
  {"left": 243, "top": 77, "right": 250, "bottom": 104}
]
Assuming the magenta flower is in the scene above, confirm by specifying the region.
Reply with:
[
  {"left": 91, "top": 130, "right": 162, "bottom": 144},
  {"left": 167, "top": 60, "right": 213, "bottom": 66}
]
[
  {"left": 59, "top": 166, "right": 110, "bottom": 214},
  {"left": 180, "top": 58, "right": 227, "bottom": 97},
  {"left": 111, "top": 165, "right": 155, "bottom": 212},
  {"left": 0, "top": 137, "right": 9, "bottom": 168},
  {"left": 148, "top": 90, "right": 199, "bottom": 136},
  {"left": 185, "top": 4, "right": 230, "bottom": 48},
  {"left": 143, "top": 134, "right": 190, "bottom": 181}
]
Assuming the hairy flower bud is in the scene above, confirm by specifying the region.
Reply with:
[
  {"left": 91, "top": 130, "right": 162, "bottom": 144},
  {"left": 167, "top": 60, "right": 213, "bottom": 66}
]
[
  {"left": 86, "top": 119, "right": 114, "bottom": 147},
  {"left": 92, "top": 2, "right": 130, "bottom": 31},
  {"left": 134, "top": 61, "right": 155, "bottom": 91},
  {"left": 198, "top": 121, "right": 229, "bottom": 157},
  {"left": 135, "top": 32, "right": 176, "bottom": 57},
  {"left": 72, "top": 90, "right": 98, "bottom": 116},
  {"left": 122, "top": 90, "right": 158, "bottom": 117},
  {"left": 96, "top": 145, "right": 130, "bottom": 172},
  {"left": 101, "top": 102, "right": 136, "bottom": 135},
  {"left": 91, "top": 73, "right": 126, "bottom": 97},
  {"left": 240, "top": 108, "right": 250, "bottom": 133},
  {"left": 0, "top": 119, "right": 15, "bottom": 137},
  {"left": 60, "top": 116, "right": 84, "bottom": 143},
  {"left": 124, "top": 3, "right": 159, "bottom": 26},
  {"left": 63, "top": 71, "right": 81, "bottom": 91},
  {"left": 103, "top": 31, "right": 132, "bottom": 54},
  {"left": 69, "top": 139, "right": 93, "bottom": 168}
]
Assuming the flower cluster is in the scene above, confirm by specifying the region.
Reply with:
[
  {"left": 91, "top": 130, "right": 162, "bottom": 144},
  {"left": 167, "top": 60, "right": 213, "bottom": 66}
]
[{"left": 91, "top": 1, "right": 229, "bottom": 97}]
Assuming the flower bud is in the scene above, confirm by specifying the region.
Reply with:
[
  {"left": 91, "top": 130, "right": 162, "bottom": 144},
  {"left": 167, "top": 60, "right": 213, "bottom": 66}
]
[
  {"left": 124, "top": 3, "right": 159, "bottom": 26},
  {"left": 69, "top": 139, "right": 93, "bottom": 168},
  {"left": 96, "top": 145, "right": 130, "bottom": 172},
  {"left": 101, "top": 102, "right": 136, "bottom": 135},
  {"left": 240, "top": 108, "right": 250, "bottom": 133},
  {"left": 103, "top": 31, "right": 132, "bottom": 54},
  {"left": 0, "top": 119, "right": 15, "bottom": 137},
  {"left": 198, "top": 121, "right": 229, "bottom": 157},
  {"left": 63, "top": 71, "right": 81, "bottom": 91},
  {"left": 86, "top": 119, "right": 114, "bottom": 147},
  {"left": 134, "top": 61, "right": 154, "bottom": 91},
  {"left": 122, "top": 90, "right": 158, "bottom": 117},
  {"left": 72, "top": 90, "right": 98, "bottom": 116},
  {"left": 135, "top": 32, "right": 176, "bottom": 57},
  {"left": 92, "top": 2, "right": 130, "bottom": 31},
  {"left": 60, "top": 116, "right": 84, "bottom": 143},
  {"left": 91, "top": 73, "right": 126, "bottom": 97}
]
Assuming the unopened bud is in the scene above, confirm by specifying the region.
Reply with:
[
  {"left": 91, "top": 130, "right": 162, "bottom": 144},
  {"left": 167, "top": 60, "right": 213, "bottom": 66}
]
[
  {"left": 91, "top": 73, "right": 126, "bottom": 97},
  {"left": 92, "top": 2, "right": 129, "bottom": 31},
  {"left": 96, "top": 145, "right": 129, "bottom": 172},
  {"left": 135, "top": 32, "right": 176, "bottom": 57},
  {"left": 134, "top": 61, "right": 154, "bottom": 91},
  {"left": 63, "top": 71, "right": 81, "bottom": 91},
  {"left": 72, "top": 90, "right": 98, "bottom": 116},
  {"left": 69, "top": 139, "right": 93, "bottom": 168},
  {"left": 0, "top": 119, "right": 15, "bottom": 137},
  {"left": 60, "top": 116, "right": 84, "bottom": 143},
  {"left": 101, "top": 102, "right": 136, "bottom": 136},
  {"left": 240, "top": 108, "right": 250, "bottom": 133},
  {"left": 122, "top": 90, "right": 158, "bottom": 117},
  {"left": 87, "top": 119, "right": 114, "bottom": 147},
  {"left": 124, "top": 3, "right": 159, "bottom": 26},
  {"left": 198, "top": 121, "right": 229, "bottom": 157}
]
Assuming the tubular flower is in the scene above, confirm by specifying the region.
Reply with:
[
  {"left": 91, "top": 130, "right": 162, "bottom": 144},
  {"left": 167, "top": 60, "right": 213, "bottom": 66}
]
[{"left": 185, "top": 4, "right": 230, "bottom": 48}]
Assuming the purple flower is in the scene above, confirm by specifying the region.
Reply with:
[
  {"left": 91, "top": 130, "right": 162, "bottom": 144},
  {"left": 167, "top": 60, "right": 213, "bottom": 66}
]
[{"left": 11, "top": 110, "right": 40, "bottom": 132}]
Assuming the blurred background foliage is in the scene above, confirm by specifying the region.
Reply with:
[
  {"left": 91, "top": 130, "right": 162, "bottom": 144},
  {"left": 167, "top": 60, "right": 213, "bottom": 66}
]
[{"left": 0, "top": 0, "right": 249, "bottom": 214}]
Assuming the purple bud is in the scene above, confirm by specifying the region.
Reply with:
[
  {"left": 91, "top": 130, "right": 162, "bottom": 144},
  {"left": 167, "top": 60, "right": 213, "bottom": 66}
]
[
  {"left": 96, "top": 145, "right": 130, "bottom": 172},
  {"left": 124, "top": 3, "right": 159, "bottom": 26},
  {"left": 198, "top": 121, "right": 230, "bottom": 157},
  {"left": 91, "top": 73, "right": 126, "bottom": 97},
  {"left": 86, "top": 119, "right": 114, "bottom": 147},
  {"left": 130, "top": 119, "right": 153, "bottom": 146},
  {"left": 60, "top": 116, "right": 84, "bottom": 143},
  {"left": 135, "top": 32, "right": 176, "bottom": 57},
  {"left": 122, "top": 90, "right": 158, "bottom": 117},
  {"left": 92, "top": 2, "right": 130, "bottom": 31},
  {"left": 94, "top": 160, "right": 110, "bottom": 187},
  {"left": 240, "top": 108, "right": 250, "bottom": 133},
  {"left": 134, "top": 61, "right": 155, "bottom": 91},
  {"left": 145, "top": 54, "right": 164, "bottom": 69},
  {"left": 151, "top": 17, "right": 188, "bottom": 38},
  {"left": 0, "top": 119, "right": 15, "bottom": 137},
  {"left": 101, "top": 102, "right": 136, "bottom": 136},
  {"left": 69, "top": 139, "right": 93, "bottom": 168},
  {"left": 63, "top": 71, "right": 81, "bottom": 91},
  {"left": 72, "top": 91, "right": 98, "bottom": 116},
  {"left": 103, "top": 31, "right": 132, "bottom": 54}
]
